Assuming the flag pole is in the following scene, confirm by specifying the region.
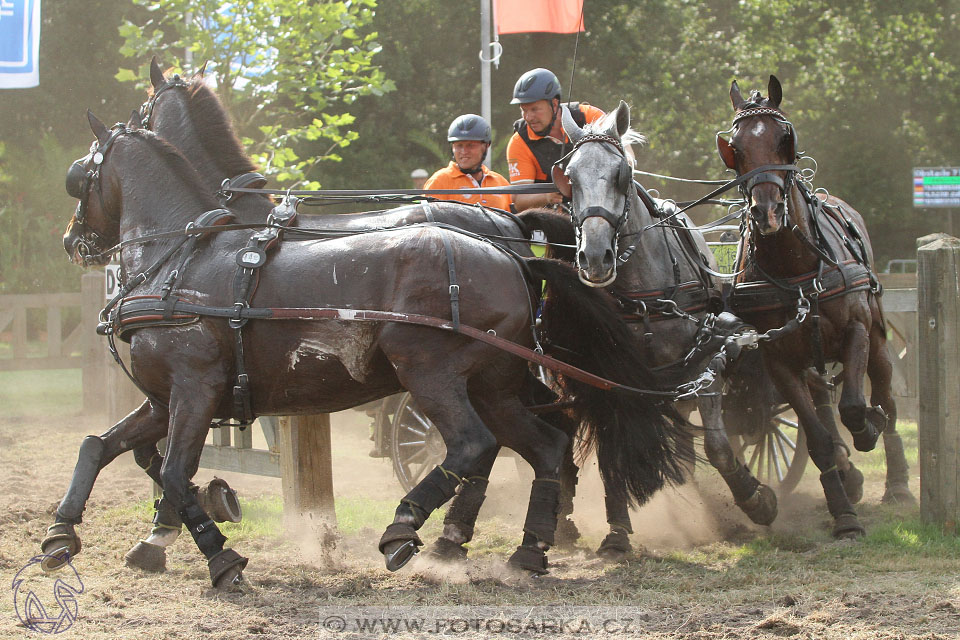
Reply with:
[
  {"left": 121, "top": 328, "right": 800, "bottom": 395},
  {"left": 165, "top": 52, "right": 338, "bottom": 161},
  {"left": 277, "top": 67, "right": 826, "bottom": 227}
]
[{"left": 480, "top": 0, "right": 492, "bottom": 166}]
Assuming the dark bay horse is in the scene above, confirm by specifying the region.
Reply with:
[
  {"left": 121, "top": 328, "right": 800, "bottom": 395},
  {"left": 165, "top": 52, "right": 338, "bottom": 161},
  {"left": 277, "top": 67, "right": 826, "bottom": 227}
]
[
  {"left": 120, "top": 59, "right": 579, "bottom": 567},
  {"left": 48, "top": 112, "right": 688, "bottom": 586},
  {"left": 716, "top": 76, "right": 914, "bottom": 537},
  {"left": 548, "top": 102, "right": 777, "bottom": 556}
]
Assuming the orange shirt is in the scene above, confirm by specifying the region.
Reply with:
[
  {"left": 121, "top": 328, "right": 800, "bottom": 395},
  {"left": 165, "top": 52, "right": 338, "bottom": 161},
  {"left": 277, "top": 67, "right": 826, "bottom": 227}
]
[
  {"left": 506, "top": 103, "right": 606, "bottom": 183},
  {"left": 422, "top": 162, "right": 513, "bottom": 211}
]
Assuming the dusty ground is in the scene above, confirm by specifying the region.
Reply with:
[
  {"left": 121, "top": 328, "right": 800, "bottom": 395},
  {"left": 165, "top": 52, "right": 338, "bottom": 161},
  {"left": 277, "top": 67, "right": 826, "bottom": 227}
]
[{"left": 0, "top": 408, "right": 957, "bottom": 639}]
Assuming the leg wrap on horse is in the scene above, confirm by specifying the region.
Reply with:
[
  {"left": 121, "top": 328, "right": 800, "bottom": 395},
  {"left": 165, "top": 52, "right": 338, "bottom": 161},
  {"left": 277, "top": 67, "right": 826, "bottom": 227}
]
[
  {"left": 720, "top": 463, "right": 761, "bottom": 506},
  {"left": 153, "top": 495, "right": 183, "bottom": 530},
  {"left": 133, "top": 446, "right": 164, "bottom": 486},
  {"left": 604, "top": 492, "right": 634, "bottom": 534},
  {"left": 399, "top": 465, "right": 463, "bottom": 528},
  {"left": 179, "top": 501, "right": 227, "bottom": 559},
  {"left": 522, "top": 479, "right": 562, "bottom": 548},
  {"left": 881, "top": 431, "right": 916, "bottom": 503},
  {"left": 56, "top": 436, "right": 106, "bottom": 524},
  {"left": 820, "top": 467, "right": 854, "bottom": 519},
  {"left": 443, "top": 477, "right": 489, "bottom": 542},
  {"left": 721, "top": 463, "right": 778, "bottom": 525}
]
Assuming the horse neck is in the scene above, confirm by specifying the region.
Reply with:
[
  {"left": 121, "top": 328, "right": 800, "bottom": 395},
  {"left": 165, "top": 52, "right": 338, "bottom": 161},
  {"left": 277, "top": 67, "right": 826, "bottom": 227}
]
[
  {"left": 750, "top": 182, "right": 819, "bottom": 277},
  {"left": 613, "top": 192, "right": 695, "bottom": 293}
]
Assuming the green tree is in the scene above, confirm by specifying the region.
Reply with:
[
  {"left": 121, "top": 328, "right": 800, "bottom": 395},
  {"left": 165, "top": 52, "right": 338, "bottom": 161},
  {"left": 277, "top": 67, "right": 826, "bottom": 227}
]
[{"left": 116, "top": 0, "right": 394, "bottom": 188}]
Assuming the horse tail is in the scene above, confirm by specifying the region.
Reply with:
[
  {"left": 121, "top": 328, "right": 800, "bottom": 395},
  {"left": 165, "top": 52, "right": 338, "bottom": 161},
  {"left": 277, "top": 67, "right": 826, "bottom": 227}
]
[
  {"left": 517, "top": 208, "right": 577, "bottom": 262},
  {"left": 526, "top": 258, "right": 692, "bottom": 507}
]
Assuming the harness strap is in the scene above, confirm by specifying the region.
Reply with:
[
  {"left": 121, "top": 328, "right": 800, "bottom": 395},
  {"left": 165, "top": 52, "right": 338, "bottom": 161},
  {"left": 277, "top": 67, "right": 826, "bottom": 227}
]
[{"left": 422, "top": 203, "right": 461, "bottom": 330}]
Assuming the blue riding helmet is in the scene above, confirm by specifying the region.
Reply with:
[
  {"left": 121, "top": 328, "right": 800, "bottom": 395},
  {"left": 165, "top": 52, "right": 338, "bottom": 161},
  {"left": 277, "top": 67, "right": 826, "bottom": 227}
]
[
  {"left": 511, "top": 68, "right": 561, "bottom": 105},
  {"left": 447, "top": 114, "right": 492, "bottom": 143}
]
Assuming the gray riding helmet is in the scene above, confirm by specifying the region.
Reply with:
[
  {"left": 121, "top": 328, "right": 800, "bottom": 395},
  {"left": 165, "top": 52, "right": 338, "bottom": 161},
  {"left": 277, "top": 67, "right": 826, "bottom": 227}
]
[
  {"left": 447, "top": 114, "right": 492, "bottom": 143},
  {"left": 511, "top": 68, "right": 561, "bottom": 104}
]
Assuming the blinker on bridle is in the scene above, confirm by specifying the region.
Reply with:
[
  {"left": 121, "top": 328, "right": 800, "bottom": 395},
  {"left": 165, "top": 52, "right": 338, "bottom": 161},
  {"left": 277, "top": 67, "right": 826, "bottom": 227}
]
[{"left": 67, "top": 124, "right": 128, "bottom": 263}]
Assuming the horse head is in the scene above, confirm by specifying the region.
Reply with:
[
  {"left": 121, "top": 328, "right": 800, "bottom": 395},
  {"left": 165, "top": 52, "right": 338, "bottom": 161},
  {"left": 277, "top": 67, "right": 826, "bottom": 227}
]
[
  {"left": 62, "top": 111, "right": 135, "bottom": 265},
  {"left": 717, "top": 75, "right": 799, "bottom": 236},
  {"left": 557, "top": 100, "right": 637, "bottom": 287}
]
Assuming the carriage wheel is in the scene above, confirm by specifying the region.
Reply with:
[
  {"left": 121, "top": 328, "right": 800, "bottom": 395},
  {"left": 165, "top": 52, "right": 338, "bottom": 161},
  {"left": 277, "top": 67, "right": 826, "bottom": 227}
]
[
  {"left": 390, "top": 392, "right": 446, "bottom": 493},
  {"left": 731, "top": 404, "right": 809, "bottom": 496}
]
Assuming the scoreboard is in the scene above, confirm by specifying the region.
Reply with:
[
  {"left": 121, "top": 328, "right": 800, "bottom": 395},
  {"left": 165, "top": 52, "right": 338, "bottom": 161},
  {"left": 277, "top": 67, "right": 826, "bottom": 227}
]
[{"left": 914, "top": 167, "right": 960, "bottom": 208}]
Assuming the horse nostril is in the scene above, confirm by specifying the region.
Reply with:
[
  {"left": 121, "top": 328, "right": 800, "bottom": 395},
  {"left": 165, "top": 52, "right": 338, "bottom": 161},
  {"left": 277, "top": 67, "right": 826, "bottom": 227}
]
[
  {"left": 603, "top": 249, "right": 615, "bottom": 271},
  {"left": 577, "top": 249, "right": 587, "bottom": 268}
]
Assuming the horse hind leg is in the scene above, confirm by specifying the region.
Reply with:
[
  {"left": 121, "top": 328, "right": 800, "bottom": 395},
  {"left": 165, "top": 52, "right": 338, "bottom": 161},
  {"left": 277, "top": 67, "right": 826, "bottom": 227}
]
[
  {"left": 425, "top": 456, "right": 496, "bottom": 563},
  {"left": 124, "top": 444, "right": 181, "bottom": 573},
  {"left": 42, "top": 400, "right": 168, "bottom": 572},
  {"left": 866, "top": 324, "right": 916, "bottom": 504}
]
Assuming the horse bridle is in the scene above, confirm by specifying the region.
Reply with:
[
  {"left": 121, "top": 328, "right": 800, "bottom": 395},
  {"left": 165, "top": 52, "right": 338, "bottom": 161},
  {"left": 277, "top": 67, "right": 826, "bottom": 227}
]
[
  {"left": 65, "top": 124, "right": 128, "bottom": 263},
  {"left": 556, "top": 132, "right": 635, "bottom": 235},
  {"left": 722, "top": 106, "right": 800, "bottom": 230},
  {"left": 138, "top": 74, "right": 189, "bottom": 128}
]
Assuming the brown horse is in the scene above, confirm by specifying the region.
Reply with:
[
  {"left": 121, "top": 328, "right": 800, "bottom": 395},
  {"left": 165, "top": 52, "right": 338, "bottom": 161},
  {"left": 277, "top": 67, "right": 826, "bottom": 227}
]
[
  {"left": 716, "top": 76, "right": 914, "bottom": 538},
  {"left": 47, "top": 111, "right": 687, "bottom": 586}
]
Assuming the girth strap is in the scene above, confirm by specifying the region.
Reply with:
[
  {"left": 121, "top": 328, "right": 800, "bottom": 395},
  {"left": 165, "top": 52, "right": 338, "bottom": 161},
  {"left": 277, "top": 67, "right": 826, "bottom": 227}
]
[{"left": 422, "top": 203, "right": 461, "bottom": 331}]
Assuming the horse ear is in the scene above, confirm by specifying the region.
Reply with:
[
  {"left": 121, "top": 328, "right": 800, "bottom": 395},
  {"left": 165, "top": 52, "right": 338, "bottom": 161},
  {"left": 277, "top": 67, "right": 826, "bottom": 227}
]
[
  {"left": 730, "top": 80, "right": 746, "bottom": 110},
  {"left": 551, "top": 164, "right": 572, "bottom": 198},
  {"left": 716, "top": 134, "right": 736, "bottom": 170},
  {"left": 561, "top": 105, "right": 584, "bottom": 144},
  {"left": 614, "top": 100, "right": 630, "bottom": 138},
  {"left": 87, "top": 110, "right": 110, "bottom": 144},
  {"left": 191, "top": 60, "right": 208, "bottom": 81},
  {"left": 767, "top": 75, "right": 783, "bottom": 108},
  {"left": 150, "top": 56, "right": 166, "bottom": 89},
  {"left": 127, "top": 110, "right": 141, "bottom": 130}
]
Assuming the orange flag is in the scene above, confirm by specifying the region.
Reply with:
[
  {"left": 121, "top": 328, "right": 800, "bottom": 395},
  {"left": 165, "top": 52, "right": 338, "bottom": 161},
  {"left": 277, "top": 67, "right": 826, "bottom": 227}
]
[{"left": 495, "top": 0, "right": 585, "bottom": 35}]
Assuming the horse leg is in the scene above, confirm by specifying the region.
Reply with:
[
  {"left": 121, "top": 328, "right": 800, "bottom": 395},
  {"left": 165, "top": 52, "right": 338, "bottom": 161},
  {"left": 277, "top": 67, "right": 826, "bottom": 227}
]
[
  {"left": 41, "top": 400, "right": 168, "bottom": 572},
  {"left": 865, "top": 324, "right": 916, "bottom": 503},
  {"left": 555, "top": 431, "right": 582, "bottom": 547},
  {"left": 837, "top": 323, "right": 883, "bottom": 452},
  {"left": 701, "top": 380, "right": 777, "bottom": 525},
  {"left": 474, "top": 393, "right": 568, "bottom": 574},
  {"left": 425, "top": 453, "right": 497, "bottom": 562},
  {"left": 378, "top": 377, "right": 499, "bottom": 572},
  {"left": 160, "top": 387, "right": 247, "bottom": 589},
  {"left": 804, "top": 371, "right": 864, "bottom": 504},
  {"left": 767, "top": 357, "right": 865, "bottom": 538},
  {"left": 124, "top": 443, "right": 182, "bottom": 572}
]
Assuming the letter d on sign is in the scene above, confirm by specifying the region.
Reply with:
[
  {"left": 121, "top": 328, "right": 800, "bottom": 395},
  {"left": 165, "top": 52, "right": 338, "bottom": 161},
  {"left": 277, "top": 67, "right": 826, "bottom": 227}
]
[{"left": 104, "top": 264, "right": 121, "bottom": 300}]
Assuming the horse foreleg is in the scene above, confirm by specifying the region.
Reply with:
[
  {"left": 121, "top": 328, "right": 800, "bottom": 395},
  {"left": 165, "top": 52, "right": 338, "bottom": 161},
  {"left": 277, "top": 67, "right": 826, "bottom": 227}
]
[
  {"left": 866, "top": 324, "right": 916, "bottom": 503},
  {"left": 837, "top": 323, "right": 882, "bottom": 452},
  {"left": 425, "top": 453, "right": 496, "bottom": 562},
  {"left": 803, "top": 371, "right": 864, "bottom": 504},
  {"left": 41, "top": 400, "right": 168, "bottom": 572},
  {"left": 379, "top": 377, "right": 499, "bottom": 572},
  {"left": 123, "top": 443, "right": 182, "bottom": 573},
  {"left": 160, "top": 387, "right": 247, "bottom": 589},
  {"left": 767, "top": 357, "right": 864, "bottom": 538}
]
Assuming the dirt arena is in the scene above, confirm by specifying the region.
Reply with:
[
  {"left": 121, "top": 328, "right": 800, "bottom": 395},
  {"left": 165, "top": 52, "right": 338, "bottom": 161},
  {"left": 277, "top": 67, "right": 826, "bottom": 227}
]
[{"left": 0, "top": 406, "right": 957, "bottom": 639}]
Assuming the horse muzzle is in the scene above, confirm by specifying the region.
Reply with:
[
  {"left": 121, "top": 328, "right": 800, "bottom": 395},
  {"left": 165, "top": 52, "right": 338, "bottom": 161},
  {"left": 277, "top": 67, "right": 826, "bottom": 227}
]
[
  {"left": 750, "top": 198, "right": 785, "bottom": 235},
  {"left": 576, "top": 215, "right": 619, "bottom": 287}
]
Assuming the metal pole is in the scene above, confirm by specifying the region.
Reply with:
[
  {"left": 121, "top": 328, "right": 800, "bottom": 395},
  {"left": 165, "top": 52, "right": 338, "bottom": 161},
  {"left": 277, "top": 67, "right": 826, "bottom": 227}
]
[{"left": 480, "top": 0, "right": 492, "bottom": 166}]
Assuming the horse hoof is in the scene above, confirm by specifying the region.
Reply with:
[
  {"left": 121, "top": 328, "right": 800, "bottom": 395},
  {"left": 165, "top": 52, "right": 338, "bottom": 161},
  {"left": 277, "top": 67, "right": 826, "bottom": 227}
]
[
  {"left": 831, "top": 513, "right": 865, "bottom": 539},
  {"left": 125, "top": 540, "right": 167, "bottom": 572},
  {"left": 208, "top": 548, "right": 249, "bottom": 589},
  {"left": 841, "top": 464, "right": 865, "bottom": 504},
  {"left": 882, "top": 482, "right": 917, "bottom": 505},
  {"left": 426, "top": 537, "right": 468, "bottom": 562},
  {"left": 196, "top": 478, "right": 243, "bottom": 523},
  {"left": 596, "top": 530, "right": 632, "bottom": 561},
  {"left": 507, "top": 545, "right": 548, "bottom": 574},
  {"left": 40, "top": 523, "right": 81, "bottom": 572},
  {"left": 554, "top": 517, "right": 581, "bottom": 548},
  {"left": 379, "top": 523, "right": 423, "bottom": 572},
  {"left": 739, "top": 485, "right": 778, "bottom": 526},
  {"left": 841, "top": 405, "right": 882, "bottom": 452}
]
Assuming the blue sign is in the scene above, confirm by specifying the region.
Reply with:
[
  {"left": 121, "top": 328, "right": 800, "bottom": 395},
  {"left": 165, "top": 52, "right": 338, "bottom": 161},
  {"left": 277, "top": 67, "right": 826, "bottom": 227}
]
[{"left": 0, "top": 0, "right": 41, "bottom": 89}]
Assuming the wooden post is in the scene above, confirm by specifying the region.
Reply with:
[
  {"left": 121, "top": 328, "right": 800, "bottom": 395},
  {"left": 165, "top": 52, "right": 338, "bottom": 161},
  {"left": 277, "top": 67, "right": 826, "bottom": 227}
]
[
  {"left": 80, "top": 272, "right": 106, "bottom": 414},
  {"left": 278, "top": 414, "right": 337, "bottom": 526},
  {"left": 917, "top": 235, "right": 960, "bottom": 532}
]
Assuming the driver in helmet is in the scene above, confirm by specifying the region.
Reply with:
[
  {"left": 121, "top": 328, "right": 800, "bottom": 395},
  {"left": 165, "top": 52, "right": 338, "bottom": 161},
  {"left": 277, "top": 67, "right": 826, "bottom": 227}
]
[
  {"left": 506, "top": 68, "right": 605, "bottom": 211},
  {"left": 422, "top": 114, "right": 512, "bottom": 211}
]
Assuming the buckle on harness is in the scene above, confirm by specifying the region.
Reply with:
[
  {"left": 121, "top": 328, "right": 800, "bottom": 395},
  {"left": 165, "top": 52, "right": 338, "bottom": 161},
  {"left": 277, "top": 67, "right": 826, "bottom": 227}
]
[
  {"left": 229, "top": 302, "right": 248, "bottom": 329},
  {"left": 797, "top": 295, "right": 811, "bottom": 323},
  {"left": 449, "top": 284, "right": 460, "bottom": 299}
]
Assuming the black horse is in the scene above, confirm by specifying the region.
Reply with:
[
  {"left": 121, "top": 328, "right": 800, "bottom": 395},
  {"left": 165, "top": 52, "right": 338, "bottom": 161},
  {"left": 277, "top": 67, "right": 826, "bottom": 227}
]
[{"left": 46, "top": 112, "right": 688, "bottom": 587}]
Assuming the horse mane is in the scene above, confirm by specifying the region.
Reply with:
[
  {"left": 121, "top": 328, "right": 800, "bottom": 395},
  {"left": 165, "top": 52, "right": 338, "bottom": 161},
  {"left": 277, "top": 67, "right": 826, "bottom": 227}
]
[
  {"left": 583, "top": 110, "right": 647, "bottom": 148},
  {"left": 182, "top": 78, "right": 260, "bottom": 177},
  {"left": 133, "top": 129, "right": 221, "bottom": 210}
]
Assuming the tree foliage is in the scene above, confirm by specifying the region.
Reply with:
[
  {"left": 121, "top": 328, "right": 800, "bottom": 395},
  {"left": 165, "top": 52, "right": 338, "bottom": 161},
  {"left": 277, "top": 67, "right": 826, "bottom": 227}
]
[{"left": 116, "top": 0, "right": 394, "bottom": 188}]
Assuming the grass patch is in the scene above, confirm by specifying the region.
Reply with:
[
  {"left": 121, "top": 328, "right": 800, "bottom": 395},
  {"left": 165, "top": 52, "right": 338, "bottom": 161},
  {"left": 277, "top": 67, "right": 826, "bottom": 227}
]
[{"left": 0, "top": 368, "right": 81, "bottom": 417}]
